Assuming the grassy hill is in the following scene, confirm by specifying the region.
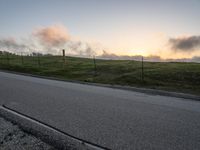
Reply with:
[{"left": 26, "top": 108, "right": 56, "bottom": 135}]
[{"left": 0, "top": 53, "right": 200, "bottom": 95}]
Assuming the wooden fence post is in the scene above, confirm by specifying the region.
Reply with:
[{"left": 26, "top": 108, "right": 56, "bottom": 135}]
[
  {"left": 21, "top": 52, "right": 24, "bottom": 65},
  {"left": 6, "top": 53, "right": 10, "bottom": 65},
  {"left": 63, "top": 49, "right": 66, "bottom": 63},
  {"left": 93, "top": 55, "right": 97, "bottom": 77},
  {"left": 141, "top": 56, "right": 144, "bottom": 82},
  {"left": 37, "top": 53, "right": 41, "bottom": 67}
]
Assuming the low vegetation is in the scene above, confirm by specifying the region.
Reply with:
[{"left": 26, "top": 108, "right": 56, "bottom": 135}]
[{"left": 0, "top": 52, "right": 200, "bottom": 95}]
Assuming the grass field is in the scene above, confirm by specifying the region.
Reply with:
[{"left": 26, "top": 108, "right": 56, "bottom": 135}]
[{"left": 0, "top": 53, "right": 200, "bottom": 95}]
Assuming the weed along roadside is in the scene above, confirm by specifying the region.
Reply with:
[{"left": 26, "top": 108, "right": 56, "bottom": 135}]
[{"left": 0, "top": 51, "right": 200, "bottom": 95}]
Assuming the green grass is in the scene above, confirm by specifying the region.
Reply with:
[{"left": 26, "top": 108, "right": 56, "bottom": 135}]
[{"left": 0, "top": 54, "right": 200, "bottom": 95}]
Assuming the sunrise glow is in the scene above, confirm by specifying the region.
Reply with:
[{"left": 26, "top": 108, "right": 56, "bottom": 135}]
[{"left": 0, "top": 0, "right": 200, "bottom": 60}]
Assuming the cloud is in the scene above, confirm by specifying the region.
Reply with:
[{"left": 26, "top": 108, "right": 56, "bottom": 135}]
[
  {"left": 98, "top": 50, "right": 162, "bottom": 61},
  {"left": 169, "top": 36, "right": 200, "bottom": 52},
  {"left": 33, "top": 24, "right": 70, "bottom": 48},
  {"left": 99, "top": 50, "right": 119, "bottom": 59},
  {"left": 0, "top": 24, "right": 96, "bottom": 56},
  {"left": 97, "top": 51, "right": 200, "bottom": 63},
  {"left": 0, "top": 38, "right": 27, "bottom": 50},
  {"left": 191, "top": 56, "right": 200, "bottom": 62},
  {"left": 32, "top": 24, "right": 96, "bottom": 56},
  {"left": 67, "top": 41, "right": 96, "bottom": 56}
]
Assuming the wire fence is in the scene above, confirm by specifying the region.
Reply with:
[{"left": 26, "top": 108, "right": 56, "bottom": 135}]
[
  {"left": 1, "top": 52, "right": 63, "bottom": 68},
  {"left": 0, "top": 50, "right": 200, "bottom": 93},
  {"left": 0, "top": 50, "right": 145, "bottom": 82}
]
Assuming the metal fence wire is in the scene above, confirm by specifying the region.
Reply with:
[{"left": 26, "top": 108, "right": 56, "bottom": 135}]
[{"left": 1, "top": 50, "right": 200, "bottom": 92}]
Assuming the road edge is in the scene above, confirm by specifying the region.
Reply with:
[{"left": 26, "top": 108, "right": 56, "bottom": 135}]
[
  {"left": 0, "top": 69, "right": 200, "bottom": 101},
  {"left": 0, "top": 105, "right": 109, "bottom": 150}
]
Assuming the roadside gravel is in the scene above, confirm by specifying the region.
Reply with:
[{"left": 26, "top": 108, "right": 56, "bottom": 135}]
[{"left": 0, "top": 117, "right": 57, "bottom": 150}]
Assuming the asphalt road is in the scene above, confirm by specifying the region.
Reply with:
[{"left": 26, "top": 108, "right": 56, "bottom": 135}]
[{"left": 0, "top": 71, "right": 200, "bottom": 150}]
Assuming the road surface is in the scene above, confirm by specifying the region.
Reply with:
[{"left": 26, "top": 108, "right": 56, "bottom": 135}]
[{"left": 0, "top": 71, "right": 200, "bottom": 150}]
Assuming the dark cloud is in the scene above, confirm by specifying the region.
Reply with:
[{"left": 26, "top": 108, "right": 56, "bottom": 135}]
[{"left": 169, "top": 36, "right": 200, "bottom": 51}]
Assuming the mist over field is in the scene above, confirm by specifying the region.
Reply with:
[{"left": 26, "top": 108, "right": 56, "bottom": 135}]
[
  {"left": 0, "top": 24, "right": 199, "bottom": 62},
  {"left": 0, "top": 25, "right": 96, "bottom": 57}
]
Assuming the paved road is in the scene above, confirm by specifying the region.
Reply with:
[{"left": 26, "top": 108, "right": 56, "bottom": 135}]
[{"left": 0, "top": 71, "right": 200, "bottom": 150}]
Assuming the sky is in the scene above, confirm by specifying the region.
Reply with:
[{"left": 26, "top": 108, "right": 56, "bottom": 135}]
[{"left": 0, "top": 0, "right": 200, "bottom": 59}]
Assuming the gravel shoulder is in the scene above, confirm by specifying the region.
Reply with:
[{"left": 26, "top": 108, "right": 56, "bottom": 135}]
[{"left": 0, "top": 117, "right": 57, "bottom": 150}]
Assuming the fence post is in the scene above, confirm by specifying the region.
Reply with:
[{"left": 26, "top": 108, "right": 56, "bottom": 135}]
[
  {"left": 0, "top": 52, "right": 2, "bottom": 65},
  {"left": 62, "top": 49, "right": 66, "bottom": 69},
  {"left": 93, "top": 55, "right": 97, "bottom": 77},
  {"left": 37, "top": 53, "right": 41, "bottom": 67},
  {"left": 141, "top": 56, "right": 144, "bottom": 82},
  {"left": 21, "top": 52, "right": 24, "bottom": 65},
  {"left": 6, "top": 53, "right": 10, "bottom": 66},
  {"left": 63, "top": 49, "right": 66, "bottom": 63}
]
